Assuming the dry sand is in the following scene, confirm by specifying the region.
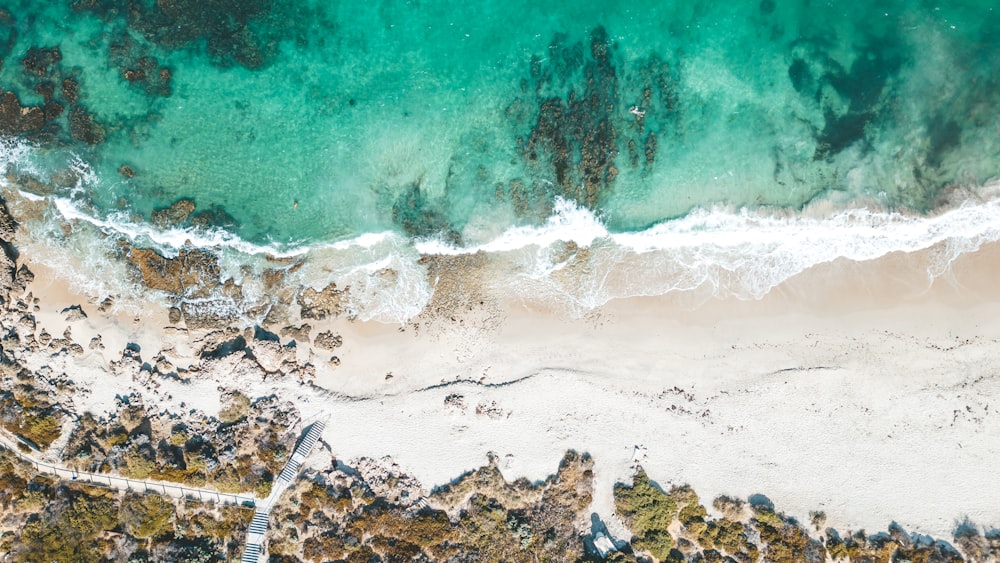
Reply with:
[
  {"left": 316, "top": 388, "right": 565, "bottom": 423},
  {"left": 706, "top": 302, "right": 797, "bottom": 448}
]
[
  {"left": 22, "top": 237, "right": 1000, "bottom": 541},
  {"left": 312, "top": 241, "right": 1000, "bottom": 539}
]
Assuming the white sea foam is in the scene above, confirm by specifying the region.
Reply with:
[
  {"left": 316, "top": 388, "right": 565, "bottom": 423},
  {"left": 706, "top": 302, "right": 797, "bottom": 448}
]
[
  {"left": 7, "top": 134, "right": 1000, "bottom": 323},
  {"left": 415, "top": 189, "right": 1000, "bottom": 314},
  {"left": 415, "top": 197, "right": 610, "bottom": 255},
  {"left": 0, "top": 137, "right": 40, "bottom": 180},
  {"left": 25, "top": 187, "right": 1000, "bottom": 322}
]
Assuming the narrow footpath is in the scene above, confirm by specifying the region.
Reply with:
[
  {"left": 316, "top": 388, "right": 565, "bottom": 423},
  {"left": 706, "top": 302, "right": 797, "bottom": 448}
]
[
  {"left": 0, "top": 428, "right": 255, "bottom": 506},
  {"left": 242, "top": 419, "right": 327, "bottom": 563}
]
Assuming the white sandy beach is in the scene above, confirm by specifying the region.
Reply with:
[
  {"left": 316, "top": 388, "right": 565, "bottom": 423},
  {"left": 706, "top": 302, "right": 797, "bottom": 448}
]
[
  {"left": 309, "top": 240, "right": 1000, "bottom": 540},
  {"left": 21, "top": 236, "right": 1000, "bottom": 542}
]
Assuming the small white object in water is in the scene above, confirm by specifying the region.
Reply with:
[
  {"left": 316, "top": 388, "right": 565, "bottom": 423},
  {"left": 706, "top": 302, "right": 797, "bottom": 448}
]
[{"left": 629, "top": 105, "right": 645, "bottom": 117}]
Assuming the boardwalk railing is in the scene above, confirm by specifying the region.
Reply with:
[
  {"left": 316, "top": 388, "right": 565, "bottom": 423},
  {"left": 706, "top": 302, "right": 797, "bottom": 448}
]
[
  {"left": 0, "top": 432, "right": 255, "bottom": 507},
  {"left": 1, "top": 416, "right": 329, "bottom": 563},
  {"left": 241, "top": 418, "right": 328, "bottom": 563}
]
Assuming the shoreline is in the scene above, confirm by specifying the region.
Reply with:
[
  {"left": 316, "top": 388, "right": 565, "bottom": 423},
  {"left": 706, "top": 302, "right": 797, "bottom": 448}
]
[
  {"left": 311, "top": 241, "right": 1000, "bottom": 540},
  {"left": 11, "top": 215, "right": 1000, "bottom": 541}
]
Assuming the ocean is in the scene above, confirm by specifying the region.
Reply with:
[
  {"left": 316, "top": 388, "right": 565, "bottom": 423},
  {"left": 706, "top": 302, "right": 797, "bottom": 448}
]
[{"left": 1, "top": 0, "right": 999, "bottom": 321}]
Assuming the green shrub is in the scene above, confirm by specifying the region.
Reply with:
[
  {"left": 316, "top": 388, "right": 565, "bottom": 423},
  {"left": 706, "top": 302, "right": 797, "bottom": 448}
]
[
  {"left": 169, "top": 431, "right": 188, "bottom": 447},
  {"left": 614, "top": 470, "right": 678, "bottom": 558},
  {"left": 122, "top": 450, "right": 156, "bottom": 479},
  {"left": 120, "top": 494, "right": 176, "bottom": 539},
  {"left": 218, "top": 392, "right": 251, "bottom": 424}
]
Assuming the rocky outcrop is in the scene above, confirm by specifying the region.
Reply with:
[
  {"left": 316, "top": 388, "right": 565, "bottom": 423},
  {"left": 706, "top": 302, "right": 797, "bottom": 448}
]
[
  {"left": 61, "top": 305, "right": 87, "bottom": 322},
  {"left": 280, "top": 324, "right": 311, "bottom": 344},
  {"left": 297, "top": 284, "right": 346, "bottom": 320},
  {"left": 151, "top": 198, "right": 196, "bottom": 228},
  {"left": 0, "top": 197, "right": 18, "bottom": 304},
  {"left": 125, "top": 246, "right": 222, "bottom": 298},
  {"left": 313, "top": 331, "right": 342, "bottom": 351},
  {"left": 247, "top": 338, "right": 297, "bottom": 374}
]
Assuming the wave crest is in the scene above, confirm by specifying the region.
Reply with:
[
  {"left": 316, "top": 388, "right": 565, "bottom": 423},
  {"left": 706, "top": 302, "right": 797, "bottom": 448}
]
[{"left": 5, "top": 135, "right": 1000, "bottom": 322}]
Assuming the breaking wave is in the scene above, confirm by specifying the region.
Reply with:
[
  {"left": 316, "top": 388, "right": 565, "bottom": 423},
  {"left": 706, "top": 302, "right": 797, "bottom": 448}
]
[{"left": 4, "top": 136, "right": 1000, "bottom": 322}]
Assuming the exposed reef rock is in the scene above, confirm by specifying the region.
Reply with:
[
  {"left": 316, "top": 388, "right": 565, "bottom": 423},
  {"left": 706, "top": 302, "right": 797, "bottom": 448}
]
[
  {"left": 279, "top": 323, "right": 311, "bottom": 344},
  {"left": 151, "top": 198, "right": 196, "bottom": 228},
  {"left": 312, "top": 330, "right": 341, "bottom": 351},
  {"left": 296, "top": 284, "right": 346, "bottom": 321},
  {"left": 125, "top": 246, "right": 222, "bottom": 298},
  {"left": 0, "top": 198, "right": 19, "bottom": 304}
]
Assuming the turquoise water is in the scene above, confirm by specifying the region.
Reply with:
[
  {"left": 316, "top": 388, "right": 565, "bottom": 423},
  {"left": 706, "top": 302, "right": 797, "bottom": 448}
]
[
  {"left": 2, "top": 0, "right": 998, "bottom": 247},
  {"left": 2, "top": 1, "right": 1000, "bottom": 320}
]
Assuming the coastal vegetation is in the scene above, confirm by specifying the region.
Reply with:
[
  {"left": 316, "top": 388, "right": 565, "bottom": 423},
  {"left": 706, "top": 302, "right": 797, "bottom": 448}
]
[
  {"left": 0, "top": 449, "right": 251, "bottom": 562},
  {"left": 2, "top": 410, "right": 998, "bottom": 563},
  {"left": 0, "top": 363, "right": 66, "bottom": 450},
  {"left": 611, "top": 470, "right": 993, "bottom": 563},
  {"left": 62, "top": 394, "right": 295, "bottom": 496}
]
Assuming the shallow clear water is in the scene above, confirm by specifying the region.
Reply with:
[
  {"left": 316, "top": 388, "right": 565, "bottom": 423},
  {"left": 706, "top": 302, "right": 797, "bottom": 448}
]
[{"left": 1, "top": 0, "right": 999, "bottom": 319}]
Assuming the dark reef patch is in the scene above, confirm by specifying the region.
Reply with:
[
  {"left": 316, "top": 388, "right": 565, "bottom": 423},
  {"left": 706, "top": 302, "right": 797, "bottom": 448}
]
[
  {"left": 525, "top": 26, "right": 620, "bottom": 209},
  {"left": 108, "top": 32, "right": 173, "bottom": 97},
  {"left": 391, "top": 182, "right": 458, "bottom": 242},
  {"left": 787, "top": 36, "right": 903, "bottom": 161},
  {"left": 925, "top": 115, "right": 962, "bottom": 170},
  {"left": 511, "top": 26, "right": 678, "bottom": 216},
  {"left": 0, "top": 91, "right": 49, "bottom": 137},
  {"left": 20, "top": 46, "right": 61, "bottom": 77},
  {"left": 73, "top": 0, "right": 281, "bottom": 69},
  {"left": 68, "top": 105, "right": 106, "bottom": 145},
  {"left": 0, "top": 9, "right": 107, "bottom": 146}
]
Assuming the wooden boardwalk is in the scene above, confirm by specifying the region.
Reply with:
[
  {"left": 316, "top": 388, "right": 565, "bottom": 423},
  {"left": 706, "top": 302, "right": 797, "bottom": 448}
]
[
  {"left": 241, "top": 418, "right": 327, "bottom": 563},
  {"left": 1, "top": 416, "right": 328, "bottom": 563},
  {"left": 0, "top": 429, "right": 255, "bottom": 507}
]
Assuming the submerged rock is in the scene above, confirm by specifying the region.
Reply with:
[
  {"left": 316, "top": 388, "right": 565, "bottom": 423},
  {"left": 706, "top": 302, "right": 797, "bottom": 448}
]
[
  {"left": 61, "top": 77, "right": 79, "bottom": 104},
  {"left": 20, "top": 46, "right": 61, "bottom": 77},
  {"left": 109, "top": 32, "right": 173, "bottom": 97},
  {"left": 525, "top": 27, "right": 621, "bottom": 209},
  {"left": 0, "top": 91, "right": 47, "bottom": 135},
  {"left": 189, "top": 205, "right": 236, "bottom": 229},
  {"left": 76, "top": 0, "right": 279, "bottom": 69},
  {"left": 68, "top": 105, "right": 106, "bottom": 145}
]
